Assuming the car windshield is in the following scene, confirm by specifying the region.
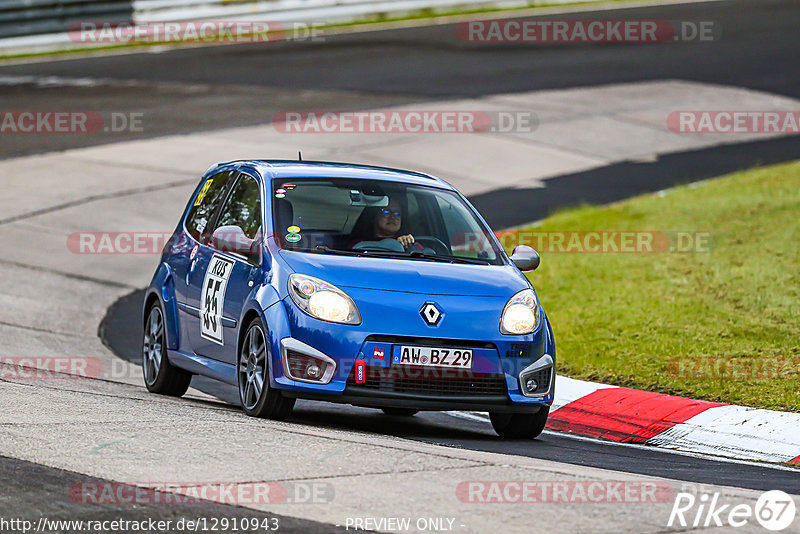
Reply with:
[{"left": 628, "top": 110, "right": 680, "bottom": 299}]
[{"left": 271, "top": 178, "right": 504, "bottom": 265}]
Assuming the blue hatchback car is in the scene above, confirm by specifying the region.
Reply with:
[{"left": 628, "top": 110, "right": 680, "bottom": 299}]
[{"left": 143, "top": 160, "right": 555, "bottom": 438}]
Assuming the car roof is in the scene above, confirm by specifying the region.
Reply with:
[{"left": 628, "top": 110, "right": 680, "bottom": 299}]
[{"left": 208, "top": 160, "right": 454, "bottom": 190}]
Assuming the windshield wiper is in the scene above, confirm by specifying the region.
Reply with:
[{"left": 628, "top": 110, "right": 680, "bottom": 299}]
[
  {"left": 406, "top": 251, "right": 489, "bottom": 265},
  {"left": 308, "top": 246, "right": 489, "bottom": 264},
  {"left": 311, "top": 245, "right": 365, "bottom": 256},
  {"left": 312, "top": 246, "right": 398, "bottom": 259}
]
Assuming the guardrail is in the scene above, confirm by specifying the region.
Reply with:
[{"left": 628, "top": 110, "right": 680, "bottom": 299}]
[
  {"left": 132, "top": 0, "right": 530, "bottom": 23},
  {"left": 0, "top": 0, "right": 605, "bottom": 52},
  {"left": 0, "top": 0, "right": 133, "bottom": 38}
]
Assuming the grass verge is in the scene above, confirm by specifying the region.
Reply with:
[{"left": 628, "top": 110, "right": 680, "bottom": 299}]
[{"left": 510, "top": 160, "right": 800, "bottom": 411}]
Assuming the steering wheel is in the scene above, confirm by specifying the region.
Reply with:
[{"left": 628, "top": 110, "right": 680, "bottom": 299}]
[{"left": 406, "top": 236, "right": 450, "bottom": 256}]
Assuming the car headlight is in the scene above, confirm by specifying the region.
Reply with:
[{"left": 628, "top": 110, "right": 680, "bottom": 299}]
[
  {"left": 500, "top": 288, "right": 540, "bottom": 335},
  {"left": 289, "top": 274, "right": 361, "bottom": 325}
]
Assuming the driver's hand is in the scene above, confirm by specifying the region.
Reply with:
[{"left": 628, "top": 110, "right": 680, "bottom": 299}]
[{"left": 397, "top": 234, "right": 415, "bottom": 247}]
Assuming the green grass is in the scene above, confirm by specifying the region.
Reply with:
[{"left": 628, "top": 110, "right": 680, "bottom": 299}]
[{"left": 510, "top": 161, "right": 800, "bottom": 411}]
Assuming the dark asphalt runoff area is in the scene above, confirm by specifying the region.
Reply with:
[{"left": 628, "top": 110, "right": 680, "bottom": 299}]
[
  {"left": 2, "top": 0, "right": 799, "bottom": 99},
  {"left": 0, "top": 455, "right": 345, "bottom": 533}
]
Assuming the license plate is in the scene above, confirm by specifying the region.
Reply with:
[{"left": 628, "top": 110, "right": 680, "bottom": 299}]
[{"left": 393, "top": 346, "right": 473, "bottom": 369}]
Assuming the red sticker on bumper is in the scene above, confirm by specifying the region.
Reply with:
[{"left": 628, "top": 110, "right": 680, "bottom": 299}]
[{"left": 355, "top": 359, "right": 365, "bottom": 383}]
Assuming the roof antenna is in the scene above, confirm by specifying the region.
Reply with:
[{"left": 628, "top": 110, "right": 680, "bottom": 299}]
[{"left": 298, "top": 151, "right": 302, "bottom": 161}]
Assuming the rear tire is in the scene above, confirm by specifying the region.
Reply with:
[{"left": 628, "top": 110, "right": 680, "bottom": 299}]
[
  {"left": 381, "top": 408, "right": 418, "bottom": 417},
  {"left": 142, "top": 302, "right": 191, "bottom": 397},
  {"left": 238, "top": 318, "right": 295, "bottom": 420},
  {"left": 490, "top": 407, "right": 549, "bottom": 439}
]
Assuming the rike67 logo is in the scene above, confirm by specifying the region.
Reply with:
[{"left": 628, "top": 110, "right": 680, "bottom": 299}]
[{"left": 668, "top": 490, "right": 797, "bottom": 531}]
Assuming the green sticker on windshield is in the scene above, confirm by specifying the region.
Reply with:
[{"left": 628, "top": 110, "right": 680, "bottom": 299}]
[{"left": 285, "top": 233, "right": 302, "bottom": 243}]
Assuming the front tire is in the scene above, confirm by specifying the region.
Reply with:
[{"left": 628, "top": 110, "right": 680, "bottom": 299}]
[
  {"left": 142, "top": 302, "right": 191, "bottom": 397},
  {"left": 490, "top": 407, "right": 550, "bottom": 439},
  {"left": 238, "top": 318, "right": 295, "bottom": 420}
]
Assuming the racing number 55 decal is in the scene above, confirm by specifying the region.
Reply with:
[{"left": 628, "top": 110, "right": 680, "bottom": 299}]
[{"left": 201, "top": 254, "right": 235, "bottom": 345}]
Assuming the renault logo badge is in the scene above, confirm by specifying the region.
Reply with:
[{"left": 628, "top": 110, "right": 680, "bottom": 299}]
[{"left": 420, "top": 303, "right": 442, "bottom": 326}]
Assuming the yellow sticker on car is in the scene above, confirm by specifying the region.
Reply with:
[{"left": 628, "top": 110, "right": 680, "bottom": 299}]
[{"left": 194, "top": 179, "right": 213, "bottom": 206}]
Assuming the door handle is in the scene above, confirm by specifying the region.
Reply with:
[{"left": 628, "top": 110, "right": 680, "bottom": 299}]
[{"left": 186, "top": 258, "right": 198, "bottom": 285}]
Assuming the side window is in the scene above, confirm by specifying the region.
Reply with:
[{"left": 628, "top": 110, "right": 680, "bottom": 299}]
[
  {"left": 405, "top": 192, "right": 424, "bottom": 234},
  {"left": 435, "top": 195, "right": 497, "bottom": 260},
  {"left": 437, "top": 196, "right": 468, "bottom": 238},
  {"left": 185, "top": 171, "right": 234, "bottom": 239},
  {"left": 214, "top": 174, "right": 262, "bottom": 239},
  {"left": 436, "top": 196, "right": 473, "bottom": 250}
]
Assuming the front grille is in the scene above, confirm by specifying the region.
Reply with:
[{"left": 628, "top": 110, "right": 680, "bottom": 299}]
[{"left": 347, "top": 365, "right": 508, "bottom": 397}]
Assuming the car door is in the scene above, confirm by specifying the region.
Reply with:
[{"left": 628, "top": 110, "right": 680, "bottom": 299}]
[
  {"left": 186, "top": 171, "right": 264, "bottom": 365},
  {"left": 175, "top": 170, "right": 236, "bottom": 353}
]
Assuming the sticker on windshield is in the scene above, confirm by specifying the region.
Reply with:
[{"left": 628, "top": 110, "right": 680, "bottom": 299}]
[
  {"left": 200, "top": 254, "right": 235, "bottom": 346},
  {"left": 285, "top": 233, "right": 302, "bottom": 243},
  {"left": 287, "top": 226, "right": 300, "bottom": 234},
  {"left": 275, "top": 193, "right": 285, "bottom": 199},
  {"left": 276, "top": 188, "right": 286, "bottom": 194},
  {"left": 282, "top": 183, "right": 296, "bottom": 190}
]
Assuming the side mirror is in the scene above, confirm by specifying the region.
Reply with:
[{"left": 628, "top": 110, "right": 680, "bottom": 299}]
[
  {"left": 510, "top": 245, "right": 540, "bottom": 271},
  {"left": 212, "top": 225, "right": 261, "bottom": 265}
]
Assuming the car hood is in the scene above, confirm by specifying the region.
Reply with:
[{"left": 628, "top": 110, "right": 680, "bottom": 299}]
[{"left": 278, "top": 250, "right": 529, "bottom": 297}]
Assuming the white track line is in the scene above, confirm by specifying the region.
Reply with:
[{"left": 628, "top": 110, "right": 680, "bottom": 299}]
[{"left": 443, "top": 411, "right": 800, "bottom": 473}]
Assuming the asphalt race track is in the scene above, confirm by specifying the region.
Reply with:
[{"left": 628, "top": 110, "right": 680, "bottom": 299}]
[{"left": 1, "top": 0, "right": 800, "bottom": 532}]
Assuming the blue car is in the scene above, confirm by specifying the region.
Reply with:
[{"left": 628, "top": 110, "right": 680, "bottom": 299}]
[{"left": 142, "top": 160, "right": 555, "bottom": 438}]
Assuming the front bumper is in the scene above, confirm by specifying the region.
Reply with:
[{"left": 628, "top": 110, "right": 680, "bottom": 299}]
[{"left": 263, "top": 289, "right": 556, "bottom": 411}]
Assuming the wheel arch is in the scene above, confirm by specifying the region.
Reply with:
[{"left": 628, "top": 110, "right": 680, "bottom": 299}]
[
  {"left": 143, "top": 291, "right": 161, "bottom": 325},
  {"left": 143, "top": 262, "right": 180, "bottom": 351},
  {"left": 238, "top": 307, "right": 264, "bottom": 356}
]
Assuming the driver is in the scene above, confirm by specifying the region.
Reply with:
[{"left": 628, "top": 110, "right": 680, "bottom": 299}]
[
  {"left": 349, "top": 201, "right": 420, "bottom": 249},
  {"left": 373, "top": 201, "right": 415, "bottom": 247}
]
